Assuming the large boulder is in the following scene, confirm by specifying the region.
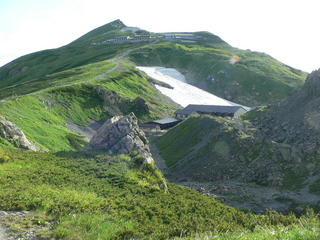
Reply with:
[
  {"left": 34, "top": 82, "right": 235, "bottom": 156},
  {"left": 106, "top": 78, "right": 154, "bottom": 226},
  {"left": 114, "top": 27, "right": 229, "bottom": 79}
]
[
  {"left": 86, "top": 113, "right": 154, "bottom": 165},
  {"left": 0, "top": 116, "right": 39, "bottom": 151}
]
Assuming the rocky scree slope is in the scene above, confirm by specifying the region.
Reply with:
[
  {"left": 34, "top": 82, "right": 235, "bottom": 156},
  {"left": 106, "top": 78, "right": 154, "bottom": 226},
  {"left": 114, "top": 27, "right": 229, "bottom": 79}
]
[
  {"left": 155, "top": 115, "right": 320, "bottom": 213},
  {"left": 249, "top": 69, "right": 320, "bottom": 151},
  {"left": 157, "top": 116, "right": 315, "bottom": 189}
]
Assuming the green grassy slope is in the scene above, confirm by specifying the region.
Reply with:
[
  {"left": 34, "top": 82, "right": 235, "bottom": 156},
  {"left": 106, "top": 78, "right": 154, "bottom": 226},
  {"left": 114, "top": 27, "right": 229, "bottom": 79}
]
[
  {"left": 0, "top": 147, "right": 318, "bottom": 240},
  {"left": 177, "top": 221, "right": 320, "bottom": 240},
  {"left": 0, "top": 20, "right": 306, "bottom": 107},
  {"left": 157, "top": 116, "right": 316, "bottom": 189},
  {"left": 0, "top": 20, "right": 146, "bottom": 90},
  {"left": 129, "top": 41, "right": 306, "bottom": 106},
  {"left": 0, "top": 59, "right": 178, "bottom": 151}
]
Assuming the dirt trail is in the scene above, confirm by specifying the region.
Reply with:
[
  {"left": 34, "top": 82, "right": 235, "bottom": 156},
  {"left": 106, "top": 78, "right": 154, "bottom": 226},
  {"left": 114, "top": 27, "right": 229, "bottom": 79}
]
[{"left": 49, "top": 40, "right": 158, "bottom": 90}]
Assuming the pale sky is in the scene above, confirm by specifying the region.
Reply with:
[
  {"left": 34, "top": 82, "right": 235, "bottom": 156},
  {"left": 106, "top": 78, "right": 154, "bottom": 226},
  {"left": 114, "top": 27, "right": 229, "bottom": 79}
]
[{"left": 0, "top": 0, "right": 319, "bottom": 72}]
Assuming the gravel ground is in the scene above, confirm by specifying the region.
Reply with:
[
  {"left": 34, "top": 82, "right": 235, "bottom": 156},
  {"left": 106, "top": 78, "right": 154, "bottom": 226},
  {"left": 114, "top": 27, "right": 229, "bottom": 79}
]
[{"left": 0, "top": 211, "right": 52, "bottom": 240}]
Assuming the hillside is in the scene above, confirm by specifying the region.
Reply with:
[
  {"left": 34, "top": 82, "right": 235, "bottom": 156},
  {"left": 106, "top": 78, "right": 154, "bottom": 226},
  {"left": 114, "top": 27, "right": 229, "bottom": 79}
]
[
  {"left": 246, "top": 68, "right": 320, "bottom": 151},
  {"left": 0, "top": 19, "right": 318, "bottom": 240},
  {"left": 155, "top": 69, "right": 320, "bottom": 214},
  {"left": 157, "top": 116, "right": 317, "bottom": 187},
  {"left": 156, "top": 115, "right": 320, "bottom": 212},
  {"left": 0, "top": 59, "right": 178, "bottom": 151},
  {"left": 0, "top": 20, "right": 306, "bottom": 106},
  {"left": 2, "top": 148, "right": 320, "bottom": 240},
  {"left": 129, "top": 39, "right": 306, "bottom": 106}
]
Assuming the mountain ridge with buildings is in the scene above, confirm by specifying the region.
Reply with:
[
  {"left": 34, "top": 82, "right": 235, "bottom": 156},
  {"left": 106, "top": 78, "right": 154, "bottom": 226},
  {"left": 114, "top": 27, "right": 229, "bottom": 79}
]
[{"left": 0, "top": 19, "right": 306, "bottom": 106}]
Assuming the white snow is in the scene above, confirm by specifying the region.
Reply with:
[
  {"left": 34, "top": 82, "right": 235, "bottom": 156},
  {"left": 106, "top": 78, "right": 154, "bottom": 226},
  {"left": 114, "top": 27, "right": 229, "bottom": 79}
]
[{"left": 137, "top": 66, "right": 245, "bottom": 108}]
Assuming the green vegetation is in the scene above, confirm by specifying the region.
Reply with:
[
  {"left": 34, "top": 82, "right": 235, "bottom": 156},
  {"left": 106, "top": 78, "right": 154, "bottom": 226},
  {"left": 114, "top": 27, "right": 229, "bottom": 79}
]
[
  {"left": 0, "top": 147, "right": 318, "bottom": 240},
  {"left": 176, "top": 217, "right": 320, "bottom": 239},
  {"left": 129, "top": 41, "right": 306, "bottom": 106},
  {"left": 0, "top": 59, "right": 177, "bottom": 151},
  {"left": 0, "top": 20, "right": 145, "bottom": 90},
  {"left": 157, "top": 116, "right": 238, "bottom": 168},
  {"left": 0, "top": 19, "right": 315, "bottom": 240},
  {"left": 0, "top": 91, "right": 100, "bottom": 151},
  {"left": 157, "top": 115, "right": 313, "bottom": 189},
  {"left": 0, "top": 147, "right": 10, "bottom": 163},
  {"left": 0, "top": 137, "right": 13, "bottom": 148},
  {"left": 157, "top": 117, "right": 216, "bottom": 166},
  {"left": 0, "top": 59, "right": 115, "bottom": 99},
  {"left": 309, "top": 179, "right": 320, "bottom": 195},
  {"left": 241, "top": 105, "right": 271, "bottom": 121}
]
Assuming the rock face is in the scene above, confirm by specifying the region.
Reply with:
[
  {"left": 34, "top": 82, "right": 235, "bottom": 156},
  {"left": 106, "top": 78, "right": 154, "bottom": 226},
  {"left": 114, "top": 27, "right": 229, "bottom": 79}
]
[
  {"left": 87, "top": 113, "right": 154, "bottom": 164},
  {"left": 94, "top": 86, "right": 122, "bottom": 116},
  {"left": 0, "top": 117, "right": 39, "bottom": 151}
]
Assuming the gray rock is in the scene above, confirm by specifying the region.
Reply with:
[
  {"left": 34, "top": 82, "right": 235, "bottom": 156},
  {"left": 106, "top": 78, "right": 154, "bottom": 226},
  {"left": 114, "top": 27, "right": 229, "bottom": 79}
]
[
  {"left": 0, "top": 116, "right": 39, "bottom": 151},
  {"left": 87, "top": 113, "right": 154, "bottom": 164}
]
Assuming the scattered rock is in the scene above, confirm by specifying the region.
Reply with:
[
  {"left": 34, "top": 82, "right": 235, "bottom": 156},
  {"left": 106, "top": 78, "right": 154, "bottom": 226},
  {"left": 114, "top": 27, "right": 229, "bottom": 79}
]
[
  {"left": 0, "top": 116, "right": 39, "bottom": 151},
  {"left": 86, "top": 113, "right": 154, "bottom": 165},
  {"left": 0, "top": 211, "right": 53, "bottom": 240}
]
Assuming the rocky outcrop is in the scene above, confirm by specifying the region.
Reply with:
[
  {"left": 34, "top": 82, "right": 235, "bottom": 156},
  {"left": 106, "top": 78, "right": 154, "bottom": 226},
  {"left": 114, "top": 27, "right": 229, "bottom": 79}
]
[
  {"left": 94, "top": 86, "right": 122, "bottom": 115},
  {"left": 86, "top": 113, "right": 154, "bottom": 165},
  {"left": 0, "top": 117, "right": 39, "bottom": 151},
  {"left": 147, "top": 76, "right": 174, "bottom": 89},
  {"left": 94, "top": 85, "right": 150, "bottom": 117}
]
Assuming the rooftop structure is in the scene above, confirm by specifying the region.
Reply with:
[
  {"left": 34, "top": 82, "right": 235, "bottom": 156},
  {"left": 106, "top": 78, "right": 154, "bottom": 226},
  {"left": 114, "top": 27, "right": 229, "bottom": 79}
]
[
  {"left": 140, "top": 118, "right": 181, "bottom": 130},
  {"left": 175, "top": 105, "right": 247, "bottom": 119}
]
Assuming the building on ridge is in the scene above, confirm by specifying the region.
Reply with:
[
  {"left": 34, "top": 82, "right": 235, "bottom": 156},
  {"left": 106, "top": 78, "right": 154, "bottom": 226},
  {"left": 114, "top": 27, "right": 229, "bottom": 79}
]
[{"left": 175, "top": 104, "right": 247, "bottom": 120}]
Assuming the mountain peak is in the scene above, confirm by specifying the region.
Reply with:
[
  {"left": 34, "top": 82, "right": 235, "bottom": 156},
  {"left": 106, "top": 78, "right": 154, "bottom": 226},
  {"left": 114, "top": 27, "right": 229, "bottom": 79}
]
[
  {"left": 107, "top": 19, "right": 126, "bottom": 28},
  {"left": 70, "top": 19, "right": 126, "bottom": 44}
]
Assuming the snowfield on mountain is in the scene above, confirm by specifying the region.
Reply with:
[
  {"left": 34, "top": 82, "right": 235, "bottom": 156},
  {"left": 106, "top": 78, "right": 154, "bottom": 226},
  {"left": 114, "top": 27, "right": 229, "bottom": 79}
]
[{"left": 137, "top": 66, "right": 245, "bottom": 108}]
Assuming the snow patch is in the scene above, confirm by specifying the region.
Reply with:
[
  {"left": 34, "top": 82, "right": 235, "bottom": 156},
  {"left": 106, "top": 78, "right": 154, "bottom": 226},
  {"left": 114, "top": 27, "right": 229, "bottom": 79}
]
[{"left": 137, "top": 66, "right": 245, "bottom": 108}]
